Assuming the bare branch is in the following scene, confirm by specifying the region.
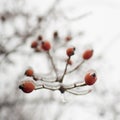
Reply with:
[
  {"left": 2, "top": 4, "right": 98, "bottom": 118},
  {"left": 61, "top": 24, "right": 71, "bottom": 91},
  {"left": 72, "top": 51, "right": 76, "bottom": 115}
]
[
  {"left": 67, "top": 60, "right": 85, "bottom": 74},
  {"left": 67, "top": 89, "right": 92, "bottom": 95},
  {"left": 47, "top": 51, "right": 58, "bottom": 79},
  {"left": 59, "top": 57, "right": 71, "bottom": 83}
]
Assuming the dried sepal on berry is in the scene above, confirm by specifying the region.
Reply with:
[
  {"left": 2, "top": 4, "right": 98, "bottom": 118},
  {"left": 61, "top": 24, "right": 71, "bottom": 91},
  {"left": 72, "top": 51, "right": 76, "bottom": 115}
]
[
  {"left": 66, "top": 47, "right": 75, "bottom": 57},
  {"left": 82, "top": 49, "right": 93, "bottom": 60},
  {"left": 19, "top": 81, "right": 35, "bottom": 93},
  {"left": 66, "top": 59, "right": 72, "bottom": 65},
  {"left": 84, "top": 70, "right": 97, "bottom": 85},
  {"left": 25, "top": 68, "right": 34, "bottom": 77},
  {"left": 41, "top": 41, "right": 51, "bottom": 51}
]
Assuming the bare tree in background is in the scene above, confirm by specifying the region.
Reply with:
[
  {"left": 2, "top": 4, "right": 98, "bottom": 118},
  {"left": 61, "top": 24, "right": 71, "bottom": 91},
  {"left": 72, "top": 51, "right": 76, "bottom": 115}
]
[{"left": 0, "top": 0, "right": 120, "bottom": 120}]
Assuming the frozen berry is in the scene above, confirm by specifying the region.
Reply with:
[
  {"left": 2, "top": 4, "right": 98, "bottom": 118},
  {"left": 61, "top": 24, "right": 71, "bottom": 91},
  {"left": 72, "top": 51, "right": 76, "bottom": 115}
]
[
  {"left": 41, "top": 41, "right": 51, "bottom": 51},
  {"left": 66, "top": 47, "right": 75, "bottom": 57},
  {"left": 84, "top": 71, "right": 97, "bottom": 85},
  {"left": 82, "top": 49, "right": 93, "bottom": 60},
  {"left": 31, "top": 41, "right": 38, "bottom": 48},
  {"left": 25, "top": 68, "right": 34, "bottom": 77},
  {"left": 19, "top": 81, "right": 35, "bottom": 93}
]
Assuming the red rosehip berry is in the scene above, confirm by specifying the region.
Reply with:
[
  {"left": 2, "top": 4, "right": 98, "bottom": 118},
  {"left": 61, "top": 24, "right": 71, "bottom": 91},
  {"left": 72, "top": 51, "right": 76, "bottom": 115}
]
[
  {"left": 65, "top": 36, "right": 72, "bottom": 42},
  {"left": 25, "top": 68, "right": 34, "bottom": 77},
  {"left": 41, "top": 41, "right": 51, "bottom": 51},
  {"left": 19, "top": 81, "right": 35, "bottom": 93},
  {"left": 84, "top": 71, "right": 97, "bottom": 85},
  {"left": 66, "top": 47, "right": 75, "bottom": 57},
  {"left": 31, "top": 41, "right": 38, "bottom": 48},
  {"left": 82, "top": 49, "right": 93, "bottom": 60}
]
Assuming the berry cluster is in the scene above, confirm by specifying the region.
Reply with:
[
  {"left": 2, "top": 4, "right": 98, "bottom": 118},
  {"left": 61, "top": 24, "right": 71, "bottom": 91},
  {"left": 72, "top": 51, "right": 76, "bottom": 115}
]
[
  {"left": 19, "top": 32, "right": 97, "bottom": 95},
  {"left": 31, "top": 36, "right": 51, "bottom": 52}
]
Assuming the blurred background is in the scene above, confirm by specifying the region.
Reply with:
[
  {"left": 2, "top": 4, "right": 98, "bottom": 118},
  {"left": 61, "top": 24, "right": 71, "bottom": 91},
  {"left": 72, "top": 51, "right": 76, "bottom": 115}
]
[{"left": 0, "top": 0, "right": 120, "bottom": 120}]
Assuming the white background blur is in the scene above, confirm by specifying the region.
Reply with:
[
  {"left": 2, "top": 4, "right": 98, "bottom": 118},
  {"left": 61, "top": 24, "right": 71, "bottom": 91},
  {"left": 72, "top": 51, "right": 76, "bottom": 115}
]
[{"left": 0, "top": 0, "right": 120, "bottom": 120}]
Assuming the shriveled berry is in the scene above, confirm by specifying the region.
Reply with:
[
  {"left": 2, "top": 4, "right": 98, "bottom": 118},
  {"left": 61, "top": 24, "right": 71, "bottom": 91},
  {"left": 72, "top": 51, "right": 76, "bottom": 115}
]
[
  {"left": 25, "top": 69, "right": 34, "bottom": 77},
  {"left": 19, "top": 81, "right": 35, "bottom": 93},
  {"left": 38, "top": 35, "right": 43, "bottom": 41},
  {"left": 84, "top": 71, "right": 97, "bottom": 85},
  {"left": 53, "top": 31, "right": 58, "bottom": 39},
  {"left": 41, "top": 41, "right": 51, "bottom": 51},
  {"left": 82, "top": 49, "right": 93, "bottom": 60},
  {"left": 31, "top": 41, "right": 38, "bottom": 48},
  {"left": 66, "top": 47, "right": 75, "bottom": 57}
]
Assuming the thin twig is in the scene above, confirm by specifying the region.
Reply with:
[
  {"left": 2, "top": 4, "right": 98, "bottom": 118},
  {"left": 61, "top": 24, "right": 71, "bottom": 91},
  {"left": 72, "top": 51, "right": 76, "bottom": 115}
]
[
  {"left": 40, "top": 78, "right": 57, "bottom": 83},
  {"left": 0, "top": 43, "right": 24, "bottom": 64},
  {"left": 63, "top": 11, "right": 92, "bottom": 21},
  {"left": 64, "top": 82, "right": 86, "bottom": 89},
  {"left": 0, "top": 20, "right": 40, "bottom": 64},
  {"left": 67, "top": 89, "right": 92, "bottom": 95},
  {"left": 67, "top": 60, "right": 85, "bottom": 74},
  {"left": 60, "top": 57, "right": 71, "bottom": 83},
  {"left": 33, "top": 75, "right": 56, "bottom": 83},
  {"left": 35, "top": 84, "right": 60, "bottom": 91},
  {"left": 35, "top": 85, "right": 43, "bottom": 90},
  {"left": 35, "top": 82, "right": 86, "bottom": 92},
  {"left": 47, "top": 51, "right": 58, "bottom": 80}
]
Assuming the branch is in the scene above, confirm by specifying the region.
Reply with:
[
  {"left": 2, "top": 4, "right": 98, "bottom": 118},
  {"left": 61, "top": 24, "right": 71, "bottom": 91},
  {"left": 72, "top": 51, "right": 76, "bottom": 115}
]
[
  {"left": 64, "top": 82, "right": 86, "bottom": 89},
  {"left": 63, "top": 11, "right": 92, "bottom": 21},
  {"left": 59, "top": 57, "right": 71, "bottom": 83},
  {"left": 67, "top": 89, "right": 92, "bottom": 95},
  {"left": 47, "top": 51, "right": 58, "bottom": 80},
  {"left": 35, "top": 84, "right": 60, "bottom": 91},
  {"left": 67, "top": 60, "right": 85, "bottom": 74},
  {"left": 32, "top": 74, "right": 57, "bottom": 83},
  {"left": 34, "top": 81, "right": 87, "bottom": 93}
]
